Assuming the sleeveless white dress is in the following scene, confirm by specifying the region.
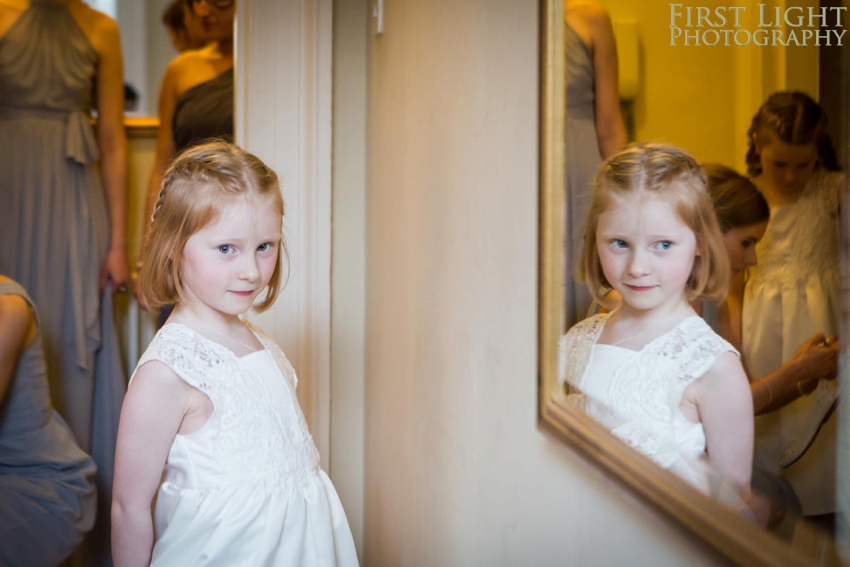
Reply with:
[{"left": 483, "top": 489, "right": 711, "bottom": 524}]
[
  {"left": 132, "top": 322, "right": 359, "bottom": 566},
  {"left": 743, "top": 169, "right": 844, "bottom": 516},
  {"left": 559, "top": 313, "right": 738, "bottom": 491}
]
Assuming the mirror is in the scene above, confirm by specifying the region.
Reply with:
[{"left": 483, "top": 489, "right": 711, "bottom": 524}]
[
  {"left": 86, "top": 0, "right": 184, "bottom": 117},
  {"left": 539, "top": 0, "right": 848, "bottom": 564}
]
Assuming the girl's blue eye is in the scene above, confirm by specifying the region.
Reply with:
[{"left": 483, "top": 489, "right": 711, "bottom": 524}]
[
  {"left": 656, "top": 241, "right": 672, "bottom": 250},
  {"left": 257, "top": 243, "right": 271, "bottom": 252},
  {"left": 612, "top": 240, "right": 627, "bottom": 249},
  {"left": 219, "top": 245, "right": 232, "bottom": 254}
]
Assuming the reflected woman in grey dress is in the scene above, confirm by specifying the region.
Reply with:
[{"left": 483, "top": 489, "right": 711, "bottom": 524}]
[
  {"left": 564, "top": 0, "right": 627, "bottom": 325},
  {"left": 0, "top": 1, "right": 128, "bottom": 563},
  {"left": 0, "top": 275, "right": 97, "bottom": 566}
]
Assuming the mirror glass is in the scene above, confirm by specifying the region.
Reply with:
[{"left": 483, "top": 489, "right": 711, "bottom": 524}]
[
  {"left": 86, "top": 0, "right": 183, "bottom": 116},
  {"left": 553, "top": 0, "right": 848, "bottom": 559}
]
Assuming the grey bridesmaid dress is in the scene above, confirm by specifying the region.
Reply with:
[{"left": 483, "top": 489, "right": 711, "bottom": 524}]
[
  {"left": 0, "top": 4, "right": 125, "bottom": 563},
  {"left": 565, "top": 21, "right": 602, "bottom": 325},
  {"left": 0, "top": 281, "right": 97, "bottom": 566}
]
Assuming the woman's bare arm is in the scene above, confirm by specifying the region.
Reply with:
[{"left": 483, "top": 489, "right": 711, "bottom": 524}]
[
  {"left": 90, "top": 14, "right": 130, "bottom": 292},
  {"left": 0, "top": 294, "right": 36, "bottom": 404},
  {"left": 582, "top": 3, "right": 627, "bottom": 158},
  {"left": 140, "top": 62, "right": 180, "bottom": 261}
]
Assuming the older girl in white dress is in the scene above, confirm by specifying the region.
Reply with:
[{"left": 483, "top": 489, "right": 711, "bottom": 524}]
[
  {"left": 560, "top": 143, "right": 754, "bottom": 494},
  {"left": 112, "top": 142, "right": 358, "bottom": 566},
  {"left": 743, "top": 91, "right": 844, "bottom": 520}
]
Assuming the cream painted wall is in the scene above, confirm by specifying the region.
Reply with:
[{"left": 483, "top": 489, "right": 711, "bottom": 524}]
[
  {"left": 362, "top": 0, "right": 729, "bottom": 564},
  {"left": 330, "top": 0, "right": 368, "bottom": 556}
]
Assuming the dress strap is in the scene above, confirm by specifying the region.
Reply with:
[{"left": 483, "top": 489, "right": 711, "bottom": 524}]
[
  {"left": 559, "top": 313, "right": 609, "bottom": 388},
  {"left": 133, "top": 324, "right": 229, "bottom": 391},
  {"left": 244, "top": 321, "right": 298, "bottom": 390},
  {"left": 0, "top": 280, "right": 39, "bottom": 328}
]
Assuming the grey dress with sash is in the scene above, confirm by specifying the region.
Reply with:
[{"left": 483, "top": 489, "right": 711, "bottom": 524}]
[
  {"left": 565, "top": 21, "right": 602, "bottom": 325},
  {"left": 0, "top": 281, "right": 96, "bottom": 566},
  {"left": 0, "top": 5, "right": 126, "bottom": 563}
]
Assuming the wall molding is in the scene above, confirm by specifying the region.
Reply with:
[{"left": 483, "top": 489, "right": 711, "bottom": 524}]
[{"left": 236, "top": 0, "right": 333, "bottom": 463}]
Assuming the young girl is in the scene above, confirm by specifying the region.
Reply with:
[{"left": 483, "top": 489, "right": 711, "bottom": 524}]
[
  {"left": 559, "top": 143, "right": 754, "bottom": 493},
  {"left": 743, "top": 91, "right": 844, "bottom": 521},
  {"left": 112, "top": 142, "right": 358, "bottom": 566}
]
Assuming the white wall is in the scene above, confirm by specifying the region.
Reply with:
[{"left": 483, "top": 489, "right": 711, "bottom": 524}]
[{"left": 360, "top": 0, "right": 731, "bottom": 564}]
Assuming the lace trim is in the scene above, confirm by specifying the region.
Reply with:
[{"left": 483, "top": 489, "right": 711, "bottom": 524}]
[
  {"left": 135, "top": 323, "right": 320, "bottom": 491},
  {"left": 559, "top": 314, "right": 607, "bottom": 388},
  {"left": 560, "top": 314, "right": 737, "bottom": 468}
]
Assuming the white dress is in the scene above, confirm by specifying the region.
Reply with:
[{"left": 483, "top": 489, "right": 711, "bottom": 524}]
[
  {"left": 559, "top": 313, "right": 738, "bottom": 492},
  {"left": 132, "top": 322, "right": 359, "bottom": 566},
  {"left": 743, "top": 169, "right": 844, "bottom": 516}
]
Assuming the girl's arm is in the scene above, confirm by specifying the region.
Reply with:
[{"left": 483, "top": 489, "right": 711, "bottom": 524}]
[
  {"left": 695, "top": 351, "right": 754, "bottom": 490},
  {"left": 0, "top": 294, "right": 36, "bottom": 404},
  {"left": 91, "top": 15, "right": 130, "bottom": 292},
  {"left": 112, "top": 361, "right": 189, "bottom": 567},
  {"left": 583, "top": 3, "right": 627, "bottom": 158}
]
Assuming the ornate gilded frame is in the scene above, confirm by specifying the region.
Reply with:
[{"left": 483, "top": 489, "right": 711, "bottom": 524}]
[{"left": 537, "top": 1, "right": 838, "bottom": 565}]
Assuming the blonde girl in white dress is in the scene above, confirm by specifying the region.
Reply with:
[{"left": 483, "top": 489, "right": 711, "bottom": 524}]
[
  {"left": 112, "top": 142, "right": 358, "bottom": 566},
  {"left": 743, "top": 91, "right": 845, "bottom": 521},
  {"left": 560, "top": 143, "right": 754, "bottom": 494}
]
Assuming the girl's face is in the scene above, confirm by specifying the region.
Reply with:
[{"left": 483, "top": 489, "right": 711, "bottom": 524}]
[
  {"left": 722, "top": 222, "right": 767, "bottom": 278},
  {"left": 755, "top": 135, "right": 818, "bottom": 196},
  {"left": 180, "top": 196, "right": 281, "bottom": 321},
  {"left": 596, "top": 193, "right": 698, "bottom": 316}
]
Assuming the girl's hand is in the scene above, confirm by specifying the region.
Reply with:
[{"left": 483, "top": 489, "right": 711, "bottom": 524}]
[{"left": 101, "top": 246, "right": 130, "bottom": 294}]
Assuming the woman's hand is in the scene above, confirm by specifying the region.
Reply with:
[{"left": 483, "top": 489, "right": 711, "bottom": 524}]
[
  {"left": 786, "top": 333, "right": 839, "bottom": 384},
  {"left": 101, "top": 246, "right": 130, "bottom": 294}
]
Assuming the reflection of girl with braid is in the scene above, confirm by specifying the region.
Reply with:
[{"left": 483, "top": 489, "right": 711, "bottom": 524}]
[{"left": 743, "top": 91, "right": 844, "bottom": 525}]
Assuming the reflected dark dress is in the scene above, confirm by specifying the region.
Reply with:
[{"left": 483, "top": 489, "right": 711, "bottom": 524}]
[
  {"left": 172, "top": 67, "right": 234, "bottom": 154},
  {"left": 0, "top": 5, "right": 126, "bottom": 565},
  {"left": 0, "top": 281, "right": 97, "bottom": 566}
]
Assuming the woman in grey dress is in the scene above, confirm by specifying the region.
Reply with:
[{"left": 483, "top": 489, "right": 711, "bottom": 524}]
[
  {"left": 0, "top": 275, "right": 97, "bottom": 566},
  {"left": 564, "top": 0, "right": 627, "bottom": 325},
  {"left": 0, "top": 1, "right": 128, "bottom": 563}
]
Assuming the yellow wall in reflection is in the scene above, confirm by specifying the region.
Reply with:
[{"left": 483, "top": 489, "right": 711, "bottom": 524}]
[
  {"left": 126, "top": 136, "right": 155, "bottom": 269},
  {"left": 601, "top": 0, "right": 819, "bottom": 171}
]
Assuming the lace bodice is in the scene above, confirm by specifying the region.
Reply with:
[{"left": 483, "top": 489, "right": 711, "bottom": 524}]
[
  {"left": 750, "top": 169, "right": 842, "bottom": 282},
  {"left": 133, "top": 322, "right": 320, "bottom": 493},
  {"left": 559, "top": 313, "right": 737, "bottom": 468}
]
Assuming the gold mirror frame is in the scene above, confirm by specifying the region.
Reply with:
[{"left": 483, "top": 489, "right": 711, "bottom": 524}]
[{"left": 537, "top": 1, "right": 839, "bottom": 565}]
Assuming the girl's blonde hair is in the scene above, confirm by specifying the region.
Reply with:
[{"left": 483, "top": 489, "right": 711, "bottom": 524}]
[
  {"left": 139, "top": 140, "right": 288, "bottom": 311},
  {"left": 577, "top": 142, "right": 729, "bottom": 309}
]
